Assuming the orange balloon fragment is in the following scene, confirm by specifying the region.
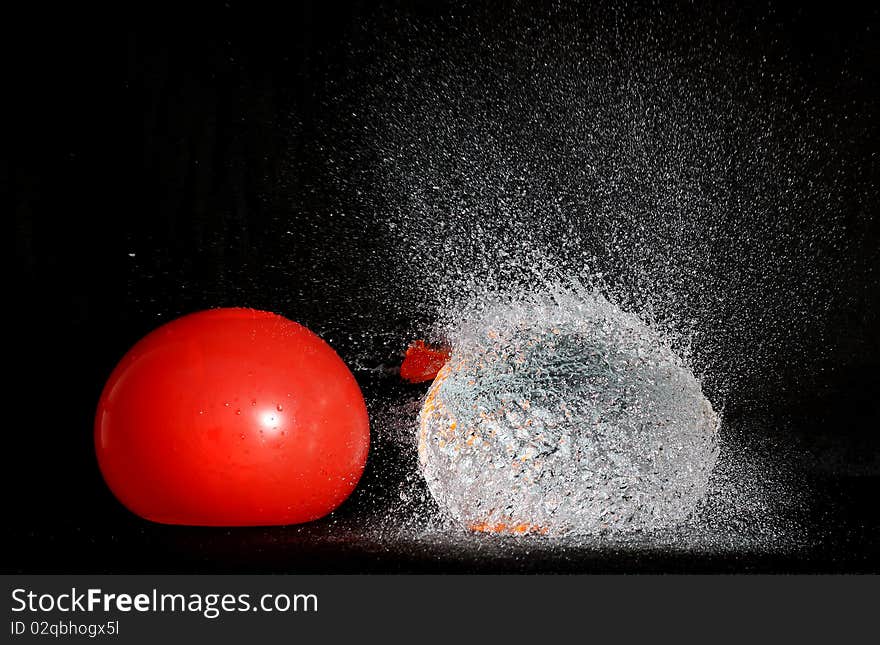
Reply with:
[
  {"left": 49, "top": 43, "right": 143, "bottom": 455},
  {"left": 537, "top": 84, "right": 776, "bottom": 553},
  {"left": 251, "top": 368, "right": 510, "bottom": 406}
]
[
  {"left": 400, "top": 340, "right": 451, "bottom": 383},
  {"left": 469, "top": 522, "right": 550, "bottom": 536}
]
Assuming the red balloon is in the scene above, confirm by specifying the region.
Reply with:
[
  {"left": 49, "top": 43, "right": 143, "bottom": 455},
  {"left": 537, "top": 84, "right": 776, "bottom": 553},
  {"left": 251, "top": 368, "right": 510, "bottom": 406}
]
[{"left": 95, "top": 308, "right": 370, "bottom": 526}]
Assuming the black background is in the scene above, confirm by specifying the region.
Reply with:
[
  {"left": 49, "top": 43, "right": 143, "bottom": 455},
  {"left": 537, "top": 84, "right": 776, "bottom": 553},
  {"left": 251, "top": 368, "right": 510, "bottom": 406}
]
[{"left": 8, "top": 1, "right": 880, "bottom": 572}]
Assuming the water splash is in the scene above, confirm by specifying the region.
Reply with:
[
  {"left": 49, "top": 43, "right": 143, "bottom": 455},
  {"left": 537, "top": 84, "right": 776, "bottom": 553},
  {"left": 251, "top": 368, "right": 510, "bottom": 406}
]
[
  {"left": 420, "top": 285, "right": 719, "bottom": 535},
  {"left": 275, "top": 2, "right": 874, "bottom": 553}
]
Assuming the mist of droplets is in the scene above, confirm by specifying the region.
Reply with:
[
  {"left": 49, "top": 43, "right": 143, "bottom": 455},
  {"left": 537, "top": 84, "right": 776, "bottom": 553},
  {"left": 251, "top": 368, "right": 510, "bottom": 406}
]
[{"left": 316, "top": 3, "right": 872, "bottom": 403}]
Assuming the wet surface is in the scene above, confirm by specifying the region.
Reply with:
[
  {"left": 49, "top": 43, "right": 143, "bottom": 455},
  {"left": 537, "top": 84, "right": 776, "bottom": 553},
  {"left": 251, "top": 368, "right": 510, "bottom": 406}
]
[{"left": 6, "top": 371, "right": 878, "bottom": 573}]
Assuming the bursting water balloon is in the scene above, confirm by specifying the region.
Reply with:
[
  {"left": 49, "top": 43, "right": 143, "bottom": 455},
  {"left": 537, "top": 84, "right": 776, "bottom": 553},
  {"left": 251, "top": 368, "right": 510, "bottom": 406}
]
[{"left": 418, "top": 288, "right": 719, "bottom": 535}]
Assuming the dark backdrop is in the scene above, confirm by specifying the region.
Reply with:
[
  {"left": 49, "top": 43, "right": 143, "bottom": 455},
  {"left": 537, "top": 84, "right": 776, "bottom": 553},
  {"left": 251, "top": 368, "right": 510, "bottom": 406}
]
[{"left": 8, "top": 1, "right": 879, "bottom": 572}]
